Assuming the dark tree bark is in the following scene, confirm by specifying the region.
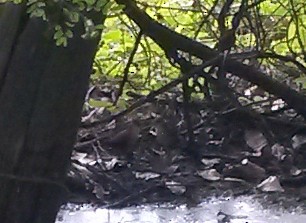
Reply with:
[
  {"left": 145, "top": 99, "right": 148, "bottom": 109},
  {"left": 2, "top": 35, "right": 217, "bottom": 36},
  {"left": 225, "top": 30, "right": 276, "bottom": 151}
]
[{"left": 0, "top": 3, "right": 105, "bottom": 223}]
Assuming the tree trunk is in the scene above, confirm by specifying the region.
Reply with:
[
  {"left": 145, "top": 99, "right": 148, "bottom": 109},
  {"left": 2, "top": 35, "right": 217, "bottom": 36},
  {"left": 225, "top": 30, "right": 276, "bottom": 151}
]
[{"left": 0, "top": 3, "right": 104, "bottom": 223}]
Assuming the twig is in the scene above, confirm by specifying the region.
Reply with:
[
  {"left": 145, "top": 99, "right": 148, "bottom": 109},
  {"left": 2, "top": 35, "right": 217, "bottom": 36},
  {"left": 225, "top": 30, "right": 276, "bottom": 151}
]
[{"left": 114, "top": 30, "right": 143, "bottom": 104}]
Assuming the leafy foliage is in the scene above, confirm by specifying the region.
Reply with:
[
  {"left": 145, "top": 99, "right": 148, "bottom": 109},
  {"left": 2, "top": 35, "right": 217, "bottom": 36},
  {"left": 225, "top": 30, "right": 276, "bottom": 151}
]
[
  {"left": 8, "top": 0, "right": 112, "bottom": 46},
  {"left": 7, "top": 0, "right": 306, "bottom": 107},
  {"left": 92, "top": 0, "right": 305, "bottom": 99}
]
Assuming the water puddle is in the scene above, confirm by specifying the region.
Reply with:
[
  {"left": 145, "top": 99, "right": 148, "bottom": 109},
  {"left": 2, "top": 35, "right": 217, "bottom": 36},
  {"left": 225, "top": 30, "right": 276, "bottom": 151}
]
[{"left": 56, "top": 196, "right": 306, "bottom": 223}]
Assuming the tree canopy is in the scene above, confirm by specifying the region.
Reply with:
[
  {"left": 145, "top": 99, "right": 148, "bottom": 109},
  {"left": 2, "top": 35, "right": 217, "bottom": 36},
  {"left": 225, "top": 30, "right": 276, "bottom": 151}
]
[{"left": 91, "top": 0, "right": 306, "bottom": 117}]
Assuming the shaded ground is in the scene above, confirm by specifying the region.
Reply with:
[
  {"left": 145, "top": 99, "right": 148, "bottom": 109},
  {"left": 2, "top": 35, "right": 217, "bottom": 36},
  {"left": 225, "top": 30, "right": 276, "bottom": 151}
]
[{"left": 66, "top": 86, "right": 306, "bottom": 209}]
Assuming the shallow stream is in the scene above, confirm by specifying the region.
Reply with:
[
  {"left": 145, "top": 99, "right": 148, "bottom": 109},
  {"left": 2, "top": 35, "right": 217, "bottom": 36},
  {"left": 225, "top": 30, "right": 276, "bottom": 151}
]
[{"left": 56, "top": 195, "right": 306, "bottom": 223}]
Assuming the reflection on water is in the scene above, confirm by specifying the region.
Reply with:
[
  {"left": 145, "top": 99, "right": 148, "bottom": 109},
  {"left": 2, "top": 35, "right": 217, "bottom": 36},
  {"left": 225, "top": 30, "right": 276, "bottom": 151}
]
[{"left": 56, "top": 196, "right": 306, "bottom": 223}]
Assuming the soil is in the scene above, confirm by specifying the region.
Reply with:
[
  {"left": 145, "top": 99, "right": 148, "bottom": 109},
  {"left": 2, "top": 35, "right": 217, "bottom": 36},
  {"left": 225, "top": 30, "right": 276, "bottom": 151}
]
[{"left": 66, "top": 90, "right": 306, "bottom": 209}]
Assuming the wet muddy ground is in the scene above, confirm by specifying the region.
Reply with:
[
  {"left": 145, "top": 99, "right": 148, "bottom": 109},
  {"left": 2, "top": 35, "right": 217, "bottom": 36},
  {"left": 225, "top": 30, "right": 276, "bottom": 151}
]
[
  {"left": 65, "top": 89, "right": 306, "bottom": 211},
  {"left": 57, "top": 195, "right": 306, "bottom": 223}
]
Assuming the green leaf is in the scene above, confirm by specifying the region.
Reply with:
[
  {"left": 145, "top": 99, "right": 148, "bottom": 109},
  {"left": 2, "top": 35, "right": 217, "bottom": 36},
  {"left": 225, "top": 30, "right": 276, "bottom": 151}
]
[
  {"left": 65, "top": 29, "right": 73, "bottom": 38},
  {"left": 111, "top": 4, "right": 125, "bottom": 12},
  {"left": 116, "top": 98, "right": 128, "bottom": 109},
  {"left": 95, "top": 24, "right": 105, "bottom": 30},
  {"left": 55, "top": 36, "right": 67, "bottom": 47},
  {"left": 54, "top": 29, "right": 64, "bottom": 39},
  {"left": 35, "top": 2, "right": 45, "bottom": 8},
  {"left": 96, "top": 0, "right": 109, "bottom": 9},
  {"left": 69, "top": 11, "right": 80, "bottom": 23},
  {"left": 86, "top": 0, "right": 96, "bottom": 6},
  {"left": 88, "top": 99, "right": 113, "bottom": 108},
  {"left": 26, "top": 3, "right": 38, "bottom": 14},
  {"left": 103, "top": 30, "right": 122, "bottom": 41},
  {"left": 30, "top": 8, "right": 45, "bottom": 18}
]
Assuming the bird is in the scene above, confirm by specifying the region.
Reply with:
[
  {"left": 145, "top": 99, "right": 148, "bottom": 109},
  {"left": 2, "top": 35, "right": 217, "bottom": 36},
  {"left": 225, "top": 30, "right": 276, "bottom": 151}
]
[{"left": 105, "top": 119, "right": 141, "bottom": 158}]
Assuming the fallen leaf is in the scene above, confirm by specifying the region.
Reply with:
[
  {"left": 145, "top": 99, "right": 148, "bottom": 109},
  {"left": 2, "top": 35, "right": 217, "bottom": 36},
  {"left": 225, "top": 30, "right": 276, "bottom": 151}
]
[
  {"left": 197, "top": 169, "right": 221, "bottom": 181},
  {"left": 257, "top": 176, "right": 284, "bottom": 192},
  {"left": 134, "top": 172, "right": 161, "bottom": 180},
  {"left": 165, "top": 181, "right": 186, "bottom": 195},
  {"left": 244, "top": 130, "right": 268, "bottom": 152},
  {"left": 201, "top": 158, "right": 220, "bottom": 167},
  {"left": 292, "top": 134, "right": 306, "bottom": 149}
]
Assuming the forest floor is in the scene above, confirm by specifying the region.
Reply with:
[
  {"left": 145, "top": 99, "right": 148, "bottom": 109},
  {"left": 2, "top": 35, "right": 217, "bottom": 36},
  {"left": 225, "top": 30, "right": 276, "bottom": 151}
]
[{"left": 66, "top": 88, "right": 306, "bottom": 209}]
